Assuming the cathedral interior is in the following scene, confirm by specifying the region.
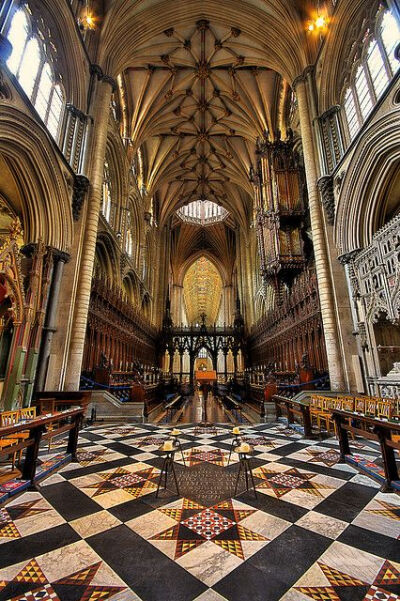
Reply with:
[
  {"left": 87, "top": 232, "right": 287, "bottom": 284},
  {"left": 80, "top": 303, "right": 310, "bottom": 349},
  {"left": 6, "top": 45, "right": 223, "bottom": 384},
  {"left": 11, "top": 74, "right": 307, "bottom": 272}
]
[{"left": 0, "top": 0, "right": 399, "bottom": 599}]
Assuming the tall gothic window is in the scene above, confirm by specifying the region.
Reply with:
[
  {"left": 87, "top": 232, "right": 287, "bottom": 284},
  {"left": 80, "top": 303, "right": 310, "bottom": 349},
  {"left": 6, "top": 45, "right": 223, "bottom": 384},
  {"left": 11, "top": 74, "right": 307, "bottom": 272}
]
[
  {"left": 342, "top": 8, "right": 400, "bottom": 141},
  {"left": 125, "top": 229, "right": 133, "bottom": 256},
  {"left": 6, "top": 7, "right": 65, "bottom": 141},
  {"left": 125, "top": 209, "right": 133, "bottom": 255},
  {"left": 102, "top": 161, "right": 112, "bottom": 223}
]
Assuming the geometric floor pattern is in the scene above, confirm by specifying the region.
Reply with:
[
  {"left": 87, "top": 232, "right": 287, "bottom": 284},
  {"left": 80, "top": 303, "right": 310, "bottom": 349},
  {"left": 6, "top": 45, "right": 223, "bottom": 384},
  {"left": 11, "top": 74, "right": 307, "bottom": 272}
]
[{"left": 0, "top": 420, "right": 399, "bottom": 601}]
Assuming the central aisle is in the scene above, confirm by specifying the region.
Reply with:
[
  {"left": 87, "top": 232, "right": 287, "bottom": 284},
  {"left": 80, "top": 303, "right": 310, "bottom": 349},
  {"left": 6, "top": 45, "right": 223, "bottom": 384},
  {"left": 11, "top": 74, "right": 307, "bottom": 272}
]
[
  {"left": 178, "top": 391, "right": 229, "bottom": 424},
  {"left": 0, "top": 422, "right": 398, "bottom": 601}
]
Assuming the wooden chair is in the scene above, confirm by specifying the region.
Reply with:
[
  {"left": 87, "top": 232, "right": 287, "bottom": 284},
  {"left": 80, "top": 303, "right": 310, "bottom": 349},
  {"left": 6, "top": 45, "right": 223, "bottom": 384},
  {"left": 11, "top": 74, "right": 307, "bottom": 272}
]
[
  {"left": 20, "top": 406, "right": 37, "bottom": 421},
  {"left": 376, "top": 399, "right": 393, "bottom": 420},
  {"left": 317, "top": 397, "right": 337, "bottom": 435},
  {"left": 364, "top": 397, "right": 378, "bottom": 417},
  {"left": 341, "top": 396, "right": 355, "bottom": 412},
  {"left": 354, "top": 397, "right": 366, "bottom": 414},
  {"left": 1, "top": 411, "right": 29, "bottom": 464},
  {"left": 309, "top": 395, "right": 326, "bottom": 428},
  {"left": 0, "top": 435, "right": 18, "bottom": 471}
]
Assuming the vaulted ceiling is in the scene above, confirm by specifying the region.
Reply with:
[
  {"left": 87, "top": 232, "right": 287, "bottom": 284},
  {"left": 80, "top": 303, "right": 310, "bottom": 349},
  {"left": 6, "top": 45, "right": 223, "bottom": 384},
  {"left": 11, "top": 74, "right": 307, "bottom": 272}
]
[
  {"left": 122, "top": 20, "right": 288, "bottom": 226},
  {"left": 117, "top": 18, "right": 294, "bottom": 281}
]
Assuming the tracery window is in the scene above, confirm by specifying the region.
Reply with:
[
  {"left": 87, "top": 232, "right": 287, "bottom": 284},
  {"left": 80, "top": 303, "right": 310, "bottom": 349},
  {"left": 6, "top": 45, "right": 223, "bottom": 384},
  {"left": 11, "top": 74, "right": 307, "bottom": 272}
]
[
  {"left": 6, "top": 7, "right": 65, "bottom": 141},
  {"left": 177, "top": 200, "right": 228, "bottom": 226},
  {"left": 102, "top": 161, "right": 112, "bottom": 223},
  {"left": 342, "top": 8, "right": 400, "bottom": 141}
]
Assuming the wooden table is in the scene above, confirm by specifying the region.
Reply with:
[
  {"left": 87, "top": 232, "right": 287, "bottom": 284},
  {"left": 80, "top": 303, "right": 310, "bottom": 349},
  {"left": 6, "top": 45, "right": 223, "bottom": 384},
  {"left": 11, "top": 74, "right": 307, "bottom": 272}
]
[
  {"left": 332, "top": 409, "right": 400, "bottom": 492},
  {"left": 273, "top": 395, "right": 313, "bottom": 438}
]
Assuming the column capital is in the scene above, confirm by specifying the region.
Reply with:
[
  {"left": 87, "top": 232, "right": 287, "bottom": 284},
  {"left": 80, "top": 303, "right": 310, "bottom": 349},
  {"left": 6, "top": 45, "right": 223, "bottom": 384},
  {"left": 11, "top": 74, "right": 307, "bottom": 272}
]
[
  {"left": 337, "top": 249, "right": 362, "bottom": 265},
  {"left": 65, "top": 103, "right": 88, "bottom": 122},
  {"left": 317, "top": 175, "right": 335, "bottom": 225},
  {"left": 72, "top": 174, "right": 90, "bottom": 221},
  {"left": 292, "top": 65, "right": 314, "bottom": 90},
  {"left": 319, "top": 105, "right": 341, "bottom": 121},
  {"left": 90, "top": 64, "right": 117, "bottom": 92},
  {"left": 48, "top": 248, "right": 71, "bottom": 263}
]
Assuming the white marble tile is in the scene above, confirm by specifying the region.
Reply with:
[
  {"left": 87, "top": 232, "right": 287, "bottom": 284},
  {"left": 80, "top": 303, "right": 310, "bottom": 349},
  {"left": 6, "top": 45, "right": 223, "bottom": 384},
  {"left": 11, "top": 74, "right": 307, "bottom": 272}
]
[
  {"left": 193, "top": 589, "right": 229, "bottom": 601},
  {"left": 126, "top": 509, "right": 177, "bottom": 539},
  {"left": 349, "top": 473, "right": 381, "bottom": 488},
  {"left": 295, "top": 510, "right": 349, "bottom": 539},
  {"left": 70, "top": 510, "right": 121, "bottom": 538},
  {"left": 177, "top": 541, "right": 242, "bottom": 586}
]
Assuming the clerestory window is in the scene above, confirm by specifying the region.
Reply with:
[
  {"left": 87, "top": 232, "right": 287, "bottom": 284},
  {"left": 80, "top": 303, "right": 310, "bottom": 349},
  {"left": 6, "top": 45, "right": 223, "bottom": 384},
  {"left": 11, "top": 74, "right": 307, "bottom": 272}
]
[{"left": 6, "top": 7, "right": 65, "bottom": 142}]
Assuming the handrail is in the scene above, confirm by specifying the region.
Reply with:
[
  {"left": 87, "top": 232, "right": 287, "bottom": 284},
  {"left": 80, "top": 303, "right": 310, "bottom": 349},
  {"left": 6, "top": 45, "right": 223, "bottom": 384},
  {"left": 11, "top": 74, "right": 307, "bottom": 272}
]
[
  {"left": 165, "top": 394, "right": 181, "bottom": 410},
  {"left": 0, "top": 407, "right": 82, "bottom": 437}
]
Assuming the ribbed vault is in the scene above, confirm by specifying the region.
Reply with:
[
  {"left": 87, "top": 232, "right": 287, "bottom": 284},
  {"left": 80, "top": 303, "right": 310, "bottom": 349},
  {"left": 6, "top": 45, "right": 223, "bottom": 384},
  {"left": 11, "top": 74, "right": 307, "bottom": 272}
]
[
  {"left": 104, "top": 2, "right": 317, "bottom": 311},
  {"left": 121, "top": 20, "right": 289, "bottom": 224}
]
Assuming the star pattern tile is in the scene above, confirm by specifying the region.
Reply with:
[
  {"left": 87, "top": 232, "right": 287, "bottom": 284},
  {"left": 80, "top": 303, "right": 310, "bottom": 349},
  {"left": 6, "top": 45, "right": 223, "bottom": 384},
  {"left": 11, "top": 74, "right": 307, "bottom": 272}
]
[
  {"left": 127, "top": 496, "right": 289, "bottom": 582},
  {"left": 0, "top": 420, "right": 399, "bottom": 601},
  {"left": 281, "top": 542, "right": 400, "bottom": 601}
]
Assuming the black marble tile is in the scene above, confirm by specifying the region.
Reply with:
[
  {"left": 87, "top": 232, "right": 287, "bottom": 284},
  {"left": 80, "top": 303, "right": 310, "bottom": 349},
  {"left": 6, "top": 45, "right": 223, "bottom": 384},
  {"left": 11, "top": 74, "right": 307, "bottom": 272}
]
[
  {"left": 313, "top": 482, "right": 377, "bottom": 522},
  {"left": 0, "top": 524, "right": 80, "bottom": 568},
  {"left": 108, "top": 499, "right": 155, "bottom": 522},
  {"left": 61, "top": 457, "right": 133, "bottom": 480},
  {"left": 214, "top": 561, "right": 283, "bottom": 601},
  {"left": 247, "top": 525, "right": 331, "bottom": 598},
  {"left": 89, "top": 525, "right": 207, "bottom": 601},
  {"left": 141, "top": 456, "right": 168, "bottom": 469},
  {"left": 236, "top": 490, "right": 308, "bottom": 522},
  {"left": 78, "top": 432, "right": 105, "bottom": 442},
  {"left": 101, "top": 441, "right": 145, "bottom": 456},
  {"left": 40, "top": 481, "right": 101, "bottom": 520},
  {"left": 276, "top": 456, "right": 354, "bottom": 480},
  {"left": 268, "top": 441, "right": 310, "bottom": 456},
  {"left": 338, "top": 524, "right": 400, "bottom": 562}
]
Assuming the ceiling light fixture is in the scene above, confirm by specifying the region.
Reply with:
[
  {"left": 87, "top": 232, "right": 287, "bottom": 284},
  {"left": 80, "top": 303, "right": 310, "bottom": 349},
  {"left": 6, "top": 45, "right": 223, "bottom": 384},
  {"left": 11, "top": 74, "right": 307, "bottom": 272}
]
[
  {"left": 79, "top": 1, "right": 96, "bottom": 31},
  {"left": 307, "top": 15, "right": 327, "bottom": 32}
]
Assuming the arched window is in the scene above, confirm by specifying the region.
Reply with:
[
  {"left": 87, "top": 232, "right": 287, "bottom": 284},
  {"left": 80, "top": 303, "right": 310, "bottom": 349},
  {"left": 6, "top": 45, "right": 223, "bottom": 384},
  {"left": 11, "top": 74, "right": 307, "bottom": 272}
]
[
  {"left": 6, "top": 7, "right": 65, "bottom": 141},
  {"left": 102, "top": 160, "right": 112, "bottom": 222},
  {"left": 342, "top": 8, "right": 400, "bottom": 142},
  {"left": 380, "top": 10, "right": 400, "bottom": 72},
  {"left": 125, "top": 229, "right": 133, "bottom": 256}
]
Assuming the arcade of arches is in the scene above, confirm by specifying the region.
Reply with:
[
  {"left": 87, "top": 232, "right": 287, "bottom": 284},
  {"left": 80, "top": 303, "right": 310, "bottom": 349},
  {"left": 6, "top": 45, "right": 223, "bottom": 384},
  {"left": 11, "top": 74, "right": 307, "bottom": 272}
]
[{"left": 0, "top": 0, "right": 400, "bottom": 599}]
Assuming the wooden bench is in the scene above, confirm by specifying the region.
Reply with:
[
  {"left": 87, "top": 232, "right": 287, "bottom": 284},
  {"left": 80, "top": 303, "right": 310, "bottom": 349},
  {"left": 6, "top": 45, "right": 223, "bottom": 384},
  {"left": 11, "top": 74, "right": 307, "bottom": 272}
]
[
  {"left": 332, "top": 408, "right": 400, "bottom": 492},
  {"left": 273, "top": 395, "right": 313, "bottom": 438},
  {"left": 0, "top": 407, "right": 84, "bottom": 487},
  {"left": 33, "top": 391, "right": 91, "bottom": 415}
]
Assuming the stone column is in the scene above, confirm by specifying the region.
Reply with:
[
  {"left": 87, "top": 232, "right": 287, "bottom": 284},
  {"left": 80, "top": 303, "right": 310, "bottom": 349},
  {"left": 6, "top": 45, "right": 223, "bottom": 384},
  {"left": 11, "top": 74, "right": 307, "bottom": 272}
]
[
  {"left": 294, "top": 74, "right": 346, "bottom": 390},
  {"left": 35, "top": 249, "right": 70, "bottom": 391},
  {"left": 64, "top": 68, "right": 115, "bottom": 389}
]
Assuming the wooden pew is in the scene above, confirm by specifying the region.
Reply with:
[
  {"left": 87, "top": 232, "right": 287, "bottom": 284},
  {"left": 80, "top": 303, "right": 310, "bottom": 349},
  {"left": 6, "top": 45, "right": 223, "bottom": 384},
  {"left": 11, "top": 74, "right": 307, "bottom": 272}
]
[
  {"left": 0, "top": 407, "right": 84, "bottom": 487},
  {"left": 332, "top": 408, "right": 400, "bottom": 492},
  {"left": 273, "top": 395, "right": 313, "bottom": 438}
]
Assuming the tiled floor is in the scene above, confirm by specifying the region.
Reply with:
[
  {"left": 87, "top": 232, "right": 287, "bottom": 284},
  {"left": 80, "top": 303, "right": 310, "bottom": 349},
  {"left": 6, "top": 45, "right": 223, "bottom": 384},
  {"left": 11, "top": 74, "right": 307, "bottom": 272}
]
[{"left": 0, "top": 421, "right": 399, "bottom": 601}]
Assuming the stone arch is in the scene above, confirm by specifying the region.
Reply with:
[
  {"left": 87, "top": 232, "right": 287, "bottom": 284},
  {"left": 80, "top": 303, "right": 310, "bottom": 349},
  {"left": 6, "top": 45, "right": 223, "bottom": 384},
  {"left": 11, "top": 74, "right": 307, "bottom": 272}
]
[
  {"left": 94, "top": 232, "right": 120, "bottom": 281},
  {"left": 122, "top": 271, "right": 141, "bottom": 306},
  {"left": 335, "top": 105, "right": 400, "bottom": 255},
  {"left": 15, "top": 0, "right": 90, "bottom": 109},
  {"left": 316, "top": 0, "right": 381, "bottom": 113},
  {"left": 0, "top": 105, "right": 73, "bottom": 251}
]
